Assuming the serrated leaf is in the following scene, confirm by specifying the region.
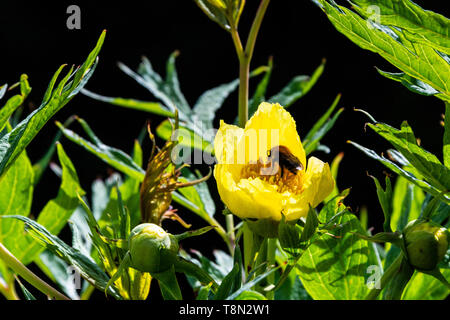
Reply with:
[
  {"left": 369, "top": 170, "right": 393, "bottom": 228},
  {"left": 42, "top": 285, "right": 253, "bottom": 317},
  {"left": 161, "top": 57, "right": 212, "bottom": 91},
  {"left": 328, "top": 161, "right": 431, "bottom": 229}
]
[
  {"left": 0, "top": 215, "right": 122, "bottom": 299},
  {"left": 350, "top": 0, "right": 450, "bottom": 55},
  {"left": 368, "top": 120, "right": 450, "bottom": 191},
  {"left": 0, "top": 74, "right": 31, "bottom": 132},
  {"left": 376, "top": 69, "right": 445, "bottom": 99},
  {"left": 349, "top": 140, "right": 450, "bottom": 203},
  {"left": 193, "top": 79, "right": 239, "bottom": 130},
  {"left": 56, "top": 118, "right": 145, "bottom": 182},
  {"left": 316, "top": 0, "right": 450, "bottom": 102},
  {"left": 0, "top": 31, "right": 105, "bottom": 179}
]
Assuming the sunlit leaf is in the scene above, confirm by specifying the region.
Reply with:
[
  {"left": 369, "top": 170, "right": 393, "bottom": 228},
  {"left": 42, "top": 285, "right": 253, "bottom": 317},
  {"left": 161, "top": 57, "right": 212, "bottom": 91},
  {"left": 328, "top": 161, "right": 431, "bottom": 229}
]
[
  {"left": 316, "top": 0, "right": 450, "bottom": 102},
  {"left": 0, "top": 31, "right": 105, "bottom": 179}
]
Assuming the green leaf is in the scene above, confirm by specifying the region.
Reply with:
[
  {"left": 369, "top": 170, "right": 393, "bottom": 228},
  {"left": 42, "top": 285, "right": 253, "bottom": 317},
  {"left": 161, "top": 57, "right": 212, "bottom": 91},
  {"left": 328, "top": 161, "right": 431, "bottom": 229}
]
[
  {"left": 402, "top": 269, "right": 450, "bottom": 300},
  {"left": 153, "top": 265, "right": 182, "bottom": 300},
  {"left": 156, "top": 119, "right": 213, "bottom": 152},
  {"left": 369, "top": 175, "right": 393, "bottom": 232},
  {"left": 36, "top": 250, "right": 81, "bottom": 300},
  {"left": 368, "top": 120, "right": 450, "bottom": 191},
  {"left": 178, "top": 168, "right": 216, "bottom": 218},
  {"left": 300, "top": 207, "right": 320, "bottom": 242},
  {"left": 0, "top": 74, "right": 31, "bottom": 132},
  {"left": 98, "top": 175, "right": 141, "bottom": 236},
  {"left": 376, "top": 69, "right": 446, "bottom": 99},
  {"left": 194, "top": 0, "right": 231, "bottom": 31},
  {"left": 297, "top": 210, "right": 371, "bottom": 299},
  {"left": 81, "top": 89, "right": 173, "bottom": 117},
  {"left": 303, "top": 94, "right": 343, "bottom": 155},
  {"left": 0, "top": 151, "right": 34, "bottom": 282},
  {"left": 268, "top": 59, "right": 326, "bottom": 108},
  {"left": 350, "top": 0, "right": 450, "bottom": 55},
  {"left": 226, "top": 266, "right": 279, "bottom": 300},
  {"left": 0, "top": 31, "right": 105, "bottom": 179},
  {"left": 13, "top": 144, "right": 85, "bottom": 265},
  {"left": 32, "top": 116, "right": 76, "bottom": 185},
  {"left": 56, "top": 117, "right": 145, "bottom": 182},
  {"left": 213, "top": 245, "right": 243, "bottom": 300},
  {"left": 445, "top": 102, "right": 450, "bottom": 168},
  {"left": 119, "top": 53, "right": 190, "bottom": 116},
  {"left": 15, "top": 276, "right": 36, "bottom": 300},
  {"left": 273, "top": 250, "right": 312, "bottom": 300},
  {"left": 1, "top": 215, "right": 122, "bottom": 299},
  {"left": 278, "top": 218, "right": 303, "bottom": 257},
  {"left": 181, "top": 249, "right": 233, "bottom": 290},
  {"left": 349, "top": 141, "right": 450, "bottom": 203},
  {"left": 0, "top": 84, "right": 7, "bottom": 101},
  {"left": 316, "top": 0, "right": 450, "bottom": 102},
  {"left": 391, "top": 176, "right": 424, "bottom": 231},
  {"left": 0, "top": 151, "right": 34, "bottom": 281},
  {"left": 234, "top": 290, "right": 267, "bottom": 300},
  {"left": 193, "top": 79, "right": 239, "bottom": 130}
]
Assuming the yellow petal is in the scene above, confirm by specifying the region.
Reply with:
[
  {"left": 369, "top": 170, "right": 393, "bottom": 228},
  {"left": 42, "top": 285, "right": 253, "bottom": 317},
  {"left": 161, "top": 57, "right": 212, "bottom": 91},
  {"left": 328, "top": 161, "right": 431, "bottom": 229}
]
[
  {"left": 243, "top": 102, "right": 306, "bottom": 167},
  {"left": 282, "top": 157, "right": 334, "bottom": 220},
  {"left": 214, "top": 165, "right": 283, "bottom": 220}
]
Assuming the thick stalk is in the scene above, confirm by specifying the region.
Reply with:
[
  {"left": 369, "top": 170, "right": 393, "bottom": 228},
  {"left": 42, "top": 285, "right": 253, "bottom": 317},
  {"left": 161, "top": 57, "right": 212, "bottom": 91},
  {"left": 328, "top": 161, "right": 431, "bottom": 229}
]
[{"left": 0, "top": 242, "right": 69, "bottom": 300}]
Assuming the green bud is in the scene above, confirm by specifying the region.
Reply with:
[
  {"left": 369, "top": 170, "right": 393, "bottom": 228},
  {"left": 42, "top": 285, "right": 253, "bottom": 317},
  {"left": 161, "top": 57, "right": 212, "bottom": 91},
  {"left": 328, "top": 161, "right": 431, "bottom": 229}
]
[
  {"left": 403, "top": 220, "right": 449, "bottom": 271},
  {"left": 128, "top": 223, "right": 179, "bottom": 274}
]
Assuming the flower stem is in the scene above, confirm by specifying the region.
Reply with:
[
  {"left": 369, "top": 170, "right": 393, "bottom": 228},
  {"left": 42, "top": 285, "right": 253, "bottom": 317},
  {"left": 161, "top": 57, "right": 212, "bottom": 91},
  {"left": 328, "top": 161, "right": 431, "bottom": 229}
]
[
  {"left": 229, "top": 0, "right": 271, "bottom": 265},
  {"left": 0, "top": 242, "right": 69, "bottom": 300}
]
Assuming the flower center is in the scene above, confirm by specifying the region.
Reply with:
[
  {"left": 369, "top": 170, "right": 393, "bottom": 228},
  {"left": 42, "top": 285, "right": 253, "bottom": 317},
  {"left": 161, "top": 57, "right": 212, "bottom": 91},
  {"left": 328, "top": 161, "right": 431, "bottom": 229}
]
[{"left": 240, "top": 160, "right": 304, "bottom": 195}]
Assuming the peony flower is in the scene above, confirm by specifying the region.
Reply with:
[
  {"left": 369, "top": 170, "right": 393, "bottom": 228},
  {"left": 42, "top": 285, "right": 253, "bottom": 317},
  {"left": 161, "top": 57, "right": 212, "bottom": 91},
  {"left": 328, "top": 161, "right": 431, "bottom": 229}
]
[{"left": 214, "top": 102, "right": 334, "bottom": 222}]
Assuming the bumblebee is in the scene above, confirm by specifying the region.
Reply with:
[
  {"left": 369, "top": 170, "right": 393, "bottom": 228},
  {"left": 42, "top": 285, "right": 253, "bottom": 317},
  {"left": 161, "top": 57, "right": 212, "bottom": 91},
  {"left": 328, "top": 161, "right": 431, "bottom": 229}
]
[{"left": 267, "top": 145, "right": 303, "bottom": 175}]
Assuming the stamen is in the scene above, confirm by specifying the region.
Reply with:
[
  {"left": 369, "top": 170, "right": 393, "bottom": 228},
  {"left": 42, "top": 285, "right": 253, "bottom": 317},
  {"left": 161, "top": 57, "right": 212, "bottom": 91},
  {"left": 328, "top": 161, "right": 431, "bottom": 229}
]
[{"left": 241, "top": 161, "right": 303, "bottom": 195}]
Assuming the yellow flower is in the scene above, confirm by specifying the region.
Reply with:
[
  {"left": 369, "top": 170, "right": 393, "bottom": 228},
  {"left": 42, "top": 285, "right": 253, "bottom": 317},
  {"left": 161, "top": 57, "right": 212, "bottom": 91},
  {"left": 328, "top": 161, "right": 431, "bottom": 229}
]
[{"left": 214, "top": 102, "right": 334, "bottom": 222}]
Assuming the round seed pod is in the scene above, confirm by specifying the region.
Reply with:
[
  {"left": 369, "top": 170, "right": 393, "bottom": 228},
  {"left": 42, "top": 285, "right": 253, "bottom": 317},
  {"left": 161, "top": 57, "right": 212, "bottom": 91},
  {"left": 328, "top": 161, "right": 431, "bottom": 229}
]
[
  {"left": 128, "top": 223, "right": 179, "bottom": 274},
  {"left": 403, "top": 219, "right": 449, "bottom": 271}
]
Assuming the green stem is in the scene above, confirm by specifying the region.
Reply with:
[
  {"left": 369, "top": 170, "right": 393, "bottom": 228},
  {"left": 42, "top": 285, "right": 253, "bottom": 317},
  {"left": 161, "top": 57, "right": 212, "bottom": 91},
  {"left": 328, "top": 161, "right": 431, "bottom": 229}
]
[
  {"left": 0, "top": 242, "right": 69, "bottom": 300},
  {"left": 266, "top": 238, "right": 276, "bottom": 300},
  {"left": 230, "top": 0, "right": 271, "bottom": 269},
  {"left": 244, "top": 0, "right": 271, "bottom": 62},
  {"left": 365, "top": 253, "right": 403, "bottom": 300},
  {"left": 226, "top": 214, "right": 236, "bottom": 255}
]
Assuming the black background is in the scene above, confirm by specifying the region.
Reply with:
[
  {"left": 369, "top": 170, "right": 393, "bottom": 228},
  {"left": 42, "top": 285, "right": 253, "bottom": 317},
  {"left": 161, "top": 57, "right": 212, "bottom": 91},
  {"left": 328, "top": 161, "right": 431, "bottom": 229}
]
[{"left": 0, "top": 0, "right": 448, "bottom": 299}]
